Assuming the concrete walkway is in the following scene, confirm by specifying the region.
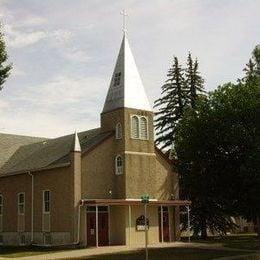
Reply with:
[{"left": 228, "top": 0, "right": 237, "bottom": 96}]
[{"left": 0, "top": 242, "right": 259, "bottom": 260}]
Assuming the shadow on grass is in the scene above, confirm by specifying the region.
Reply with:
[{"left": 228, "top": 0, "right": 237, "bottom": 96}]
[
  {"left": 181, "top": 234, "right": 260, "bottom": 251},
  {"left": 0, "top": 245, "right": 75, "bottom": 258},
  {"left": 84, "top": 248, "right": 253, "bottom": 260}
]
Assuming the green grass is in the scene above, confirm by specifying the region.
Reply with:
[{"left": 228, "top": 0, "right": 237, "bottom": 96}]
[
  {"left": 0, "top": 234, "right": 259, "bottom": 259},
  {"left": 0, "top": 246, "right": 72, "bottom": 258},
  {"left": 84, "top": 248, "right": 254, "bottom": 260},
  {"left": 181, "top": 233, "right": 260, "bottom": 250}
]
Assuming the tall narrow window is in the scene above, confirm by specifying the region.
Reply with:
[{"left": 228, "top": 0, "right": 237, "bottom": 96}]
[
  {"left": 131, "top": 116, "right": 139, "bottom": 139},
  {"left": 115, "top": 123, "right": 122, "bottom": 139},
  {"left": 115, "top": 155, "right": 123, "bottom": 175},
  {"left": 18, "top": 193, "right": 25, "bottom": 215},
  {"left": 140, "top": 117, "right": 148, "bottom": 140},
  {"left": 114, "top": 72, "right": 121, "bottom": 86},
  {"left": 43, "top": 191, "right": 50, "bottom": 213},
  {"left": 0, "top": 195, "right": 3, "bottom": 216}
]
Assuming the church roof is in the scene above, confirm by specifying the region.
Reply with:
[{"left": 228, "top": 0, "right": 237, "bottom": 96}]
[
  {"left": 0, "top": 129, "right": 112, "bottom": 177},
  {"left": 102, "top": 34, "right": 151, "bottom": 113}
]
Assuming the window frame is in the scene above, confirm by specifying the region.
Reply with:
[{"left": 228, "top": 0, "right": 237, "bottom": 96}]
[
  {"left": 131, "top": 115, "right": 140, "bottom": 139},
  {"left": 0, "top": 194, "right": 3, "bottom": 216},
  {"left": 18, "top": 192, "right": 25, "bottom": 215},
  {"left": 130, "top": 115, "right": 149, "bottom": 140},
  {"left": 43, "top": 190, "right": 50, "bottom": 214},
  {"left": 115, "top": 122, "right": 122, "bottom": 139},
  {"left": 113, "top": 72, "right": 121, "bottom": 87},
  {"left": 115, "top": 155, "right": 123, "bottom": 175},
  {"left": 140, "top": 116, "right": 149, "bottom": 140}
]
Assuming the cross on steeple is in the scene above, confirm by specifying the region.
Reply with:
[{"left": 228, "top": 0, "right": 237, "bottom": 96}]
[{"left": 120, "top": 9, "right": 128, "bottom": 34}]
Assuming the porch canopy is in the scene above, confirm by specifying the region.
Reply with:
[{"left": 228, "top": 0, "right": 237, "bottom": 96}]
[{"left": 82, "top": 198, "right": 191, "bottom": 206}]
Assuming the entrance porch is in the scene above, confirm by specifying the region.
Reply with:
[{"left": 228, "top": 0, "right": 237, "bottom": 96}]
[{"left": 81, "top": 199, "right": 191, "bottom": 247}]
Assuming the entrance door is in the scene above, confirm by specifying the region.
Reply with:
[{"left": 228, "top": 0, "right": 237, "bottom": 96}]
[
  {"left": 86, "top": 207, "right": 109, "bottom": 246},
  {"left": 158, "top": 207, "right": 170, "bottom": 242},
  {"left": 87, "top": 213, "right": 96, "bottom": 246}
]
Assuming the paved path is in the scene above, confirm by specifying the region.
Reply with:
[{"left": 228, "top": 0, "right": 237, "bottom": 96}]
[{"left": 0, "top": 242, "right": 259, "bottom": 260}]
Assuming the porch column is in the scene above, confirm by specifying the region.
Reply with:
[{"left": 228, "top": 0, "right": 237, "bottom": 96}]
[
  {"left": 186, "top": 205, "right": 190, "bottom": 243},
  {"left": 128, "top": 205, "right": 131, "bottom": 246},
  {"left": 108, "top": 205, "right": 111, "bottom": 245},
  {"left": 160, "top": 205, "right": 164, "bottom": 243},
  {"left": 95, "top": 205, "right": 99, "bottom": 247}
]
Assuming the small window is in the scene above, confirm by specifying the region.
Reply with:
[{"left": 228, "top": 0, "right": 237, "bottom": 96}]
[
  {"left": 43, "top": 232, "right": 52, "bottom": 245},
  {"left": 131, "top": 116, "right": 139, "bottom": 139},
  {"left": 115, "top": 155, "right": 123, "bottom": 175},
  {"left": 140, "top": 117, "right": 148, "bottom": 139},
  {"left": 18, "top": 193, "right": 25, "bottom": 215},
  {"left": 114, "top": 72, "right": 121, "bottom": 87},
  {"left": 116, "top": 123, "right": 122, "bottom": 139},
  {"left": 19, "top": 233, "right": 26, "bottom": 245},
  {"left": 43, "top": 191, "right": 50, "bottom": 213},
  {"left": 0, "top": 195, "right": 3, "bottom": 216}
]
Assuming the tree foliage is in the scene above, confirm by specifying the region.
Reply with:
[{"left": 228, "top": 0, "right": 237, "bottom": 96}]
[
  {"left": 154, "top": 54, "right": 205, "bottom": 150},
  {"left": 154, "top": 56, "right": 186, "bottom": 150},
  {"left": 175, "top": 45, "right": 260, "bottom": 237},
  {"left": 0, "top": 24, "right": 12, "bottom": 91}
]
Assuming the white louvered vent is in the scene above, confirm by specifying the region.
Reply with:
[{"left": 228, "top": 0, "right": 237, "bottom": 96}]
[
  {"left": 131, "top": 116, "right": 139, "bottom": 139},
  {"left": 140, "top": 117, "right": 148, "bottom": 140}
]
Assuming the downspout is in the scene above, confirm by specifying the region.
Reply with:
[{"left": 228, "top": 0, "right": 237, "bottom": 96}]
[
  {"left": 75, "top": 199, "right": 84, "bottom": 245},
  {"left": 28, "top": 172, "right": 34, "bottom": 243}
]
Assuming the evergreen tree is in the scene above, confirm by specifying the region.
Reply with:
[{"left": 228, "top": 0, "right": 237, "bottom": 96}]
[
  {"left": 185, "top": 52, "right": 205, "bottom": 109},
  {"left": 242, "top": 44, "right": 260, "bottom": 84},
  {"left": 154, "top": 56, "right": 186, "bottom": 150},
  {"left": 0, "top": 24, "right": 12, "bottom": 91}
]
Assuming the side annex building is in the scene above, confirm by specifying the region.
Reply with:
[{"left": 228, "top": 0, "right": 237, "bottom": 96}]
[{"left": 0, "top": 33, "right": 190, "bottom": 247}]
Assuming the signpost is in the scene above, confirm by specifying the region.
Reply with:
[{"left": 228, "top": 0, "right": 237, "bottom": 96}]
[{"left": 141, "top": 195, "right": 149, "bottom": 260}]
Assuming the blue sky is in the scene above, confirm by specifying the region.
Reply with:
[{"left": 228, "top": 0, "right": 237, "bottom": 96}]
[{"left": 0, "top": 0, "right": 259, "bottom": 137}]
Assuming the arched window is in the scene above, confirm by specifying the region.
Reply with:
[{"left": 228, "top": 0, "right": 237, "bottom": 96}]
[
  {"left": 140, "top": 117, "right": 148, "bottom": 140},
  {"left": 115, "top": 123, "right": 122, "bottom": 139},
  {"left": 115, "top": 155, "right": 123, "bottom": 175},
  {"left": 131, "top": 116, "right": 139, "bottom": 139}
]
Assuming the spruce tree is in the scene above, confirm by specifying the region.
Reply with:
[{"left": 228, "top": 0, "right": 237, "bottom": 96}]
[
  {"left": 0, "top": 25, "right": 12, "bottom": 91},
  {"left": 154, "top": 56, "right": 186, "bottom": 150},
  {"left": 185, "top": 52, "right": 205, "bottom": 109},
  {"left": 242, "top": 44, "right": 260, "bottom": 84}
]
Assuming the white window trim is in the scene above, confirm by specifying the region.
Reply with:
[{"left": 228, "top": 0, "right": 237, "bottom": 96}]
[
  {"left": 115, "top": 155, "right": 123, "bottom": 175},
  {"left": 43, "top": 190, "right": 50, "bottom": 214},
  {"left": 0, "top": 194, "right": 3, "bottom": 216},
  {"left": 130, "top": 115, "right": 140, "bottom": 139},
  {"left": 130, "top": 115, "right": 149, "bottom": 140},
  {"left": 115, "top": 122, "right": 122, "bottom": 139},
  {"left": 18, "top": 192, "right": 25, "bottom": 215}
]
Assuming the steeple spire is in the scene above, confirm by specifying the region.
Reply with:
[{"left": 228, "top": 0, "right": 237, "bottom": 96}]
[
  {"left": 72, "top": 131, "right": 81, "bottom": 152},
  {"left": 102, "top": 33, "right": 151, "bottom": 113}
]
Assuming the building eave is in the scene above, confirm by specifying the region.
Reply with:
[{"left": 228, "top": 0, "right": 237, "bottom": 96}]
[{"left": 0, "top": 162, "right": 71, "bottom": 178}]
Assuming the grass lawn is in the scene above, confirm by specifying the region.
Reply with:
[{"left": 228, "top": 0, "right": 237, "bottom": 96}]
[
  {"left": 84, "top": 247, "right": 255, "bottom": 260},
  {"left": 0, "top": 234, "right": 259, "bottom": 259},
  {"left": 0, "top": 246, "right": 72, "bottom": 258},
  {"left": 181, "top": 233, "right": 260, "bottom": 251}
]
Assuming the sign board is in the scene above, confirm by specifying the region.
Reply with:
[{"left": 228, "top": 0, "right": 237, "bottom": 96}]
[{"left": 136, "top": 215, "right": 149, "bottom": 231}]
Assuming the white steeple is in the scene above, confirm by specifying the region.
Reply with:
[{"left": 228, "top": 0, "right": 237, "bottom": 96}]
[
  {"left": 102, "top": 34, "right": 152, "bottom": 113},
  {"left": 72, "top": 131, "right": 81, "bottom": 152}
]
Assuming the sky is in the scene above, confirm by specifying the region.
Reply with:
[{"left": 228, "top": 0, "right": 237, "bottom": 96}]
[{"left": 0, "top": 0, "right": 259, "bottom": 138}]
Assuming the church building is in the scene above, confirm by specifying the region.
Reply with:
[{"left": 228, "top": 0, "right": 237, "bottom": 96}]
[{"left": 0, "top": 32, "right": 190, "bottom": 247}]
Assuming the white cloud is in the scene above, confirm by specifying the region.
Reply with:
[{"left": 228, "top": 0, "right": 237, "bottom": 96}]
[{"left": 5, "top": 24, "right": 47, "bottom": 48}]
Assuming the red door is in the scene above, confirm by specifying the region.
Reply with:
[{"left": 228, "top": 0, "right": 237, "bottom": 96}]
[
  {"left": 158, "top": 208, "right": 170, "bottom": 242},
  {"left": 87, "top": 213, "right": 96, "bottom": 246},
  {"left": 98, "top": 212, "right": 109, "bottom": 246},
  {"left": 87, "top": 211, "right": 109, "bottom": 246}
]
